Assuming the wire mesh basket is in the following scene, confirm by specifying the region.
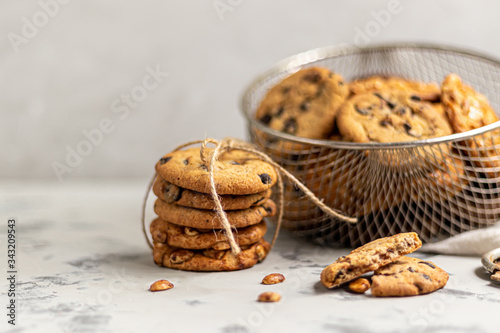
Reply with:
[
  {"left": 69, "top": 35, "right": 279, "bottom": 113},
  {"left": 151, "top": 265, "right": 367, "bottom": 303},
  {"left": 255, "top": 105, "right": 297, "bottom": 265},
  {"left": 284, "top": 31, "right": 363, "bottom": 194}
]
[{"left": 240, "top": 43, "right": 500, "bottom": 247}]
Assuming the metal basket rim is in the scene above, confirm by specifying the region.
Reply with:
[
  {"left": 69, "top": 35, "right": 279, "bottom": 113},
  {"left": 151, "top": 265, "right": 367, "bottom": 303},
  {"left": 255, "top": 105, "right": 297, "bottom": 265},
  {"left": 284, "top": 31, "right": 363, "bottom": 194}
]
[{"left": 240, "top": 42, "right": 500, "bottom": 151}]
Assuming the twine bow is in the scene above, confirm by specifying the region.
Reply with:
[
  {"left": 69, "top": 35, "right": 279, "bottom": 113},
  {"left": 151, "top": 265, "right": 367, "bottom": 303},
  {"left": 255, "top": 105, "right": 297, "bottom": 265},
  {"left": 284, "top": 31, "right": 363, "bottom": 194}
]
[{"left": 141, "top": 137, "right": 357, "bottom": 256}]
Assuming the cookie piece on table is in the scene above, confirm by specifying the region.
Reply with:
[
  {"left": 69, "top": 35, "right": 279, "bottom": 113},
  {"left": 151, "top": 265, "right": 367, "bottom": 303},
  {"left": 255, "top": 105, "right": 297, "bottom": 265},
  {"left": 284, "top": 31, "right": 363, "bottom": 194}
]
[
  {"left": 150, "top": 218, "right": 267, "bottom": 250},
  {"left": 337, "top": 91, "right": 452, "bottom": 144},
  {"left": 255, "top": 67, "right": 349, "bottom": 140},
  {"left": 320, "top": 232, "right": 422, "bottom": 289},
  {"left": 152, "top": 177, "right": 272, "bottom": 210},
  {"left": 349, "top": 76, "right": 441, "bottom": 101},
  {"left": 155, "top": 148, "right": 277, "bottom": 195},
  {"left": 371, "top": 256, "right": 449, "bottom": 296},
  {"left": 154, "top": 198, "right": 276, "bottom": 229},
  {"left": 441, "top": 73, "right": 500, "bottom": 177},
  {"left": 153, "top": 239, "right": 270, "bottom": 271}
]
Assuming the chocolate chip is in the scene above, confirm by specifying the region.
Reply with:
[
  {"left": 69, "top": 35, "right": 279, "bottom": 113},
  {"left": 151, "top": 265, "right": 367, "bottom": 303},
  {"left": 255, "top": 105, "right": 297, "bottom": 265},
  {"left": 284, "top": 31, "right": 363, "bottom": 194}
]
[
  {"left": 163, "top": 184, "right": 183, "bottom": 203},
  {"left": 403, "top": 123, "right": 422, "bottom": 138},
  {"left": 414, "top": 283, "right": 424, "bottom": 292},
  {"left": 303, "top": 72, "right": 321, "bottom": 83},
  {"left": 410, "top": 95, "right": 422, "bottom": 101},
  {"left": 355, "top": 106, "right": 370, "bottom": 115},
  {"left": 282, "top": 86, "right": 290, "bottom": 94},
  {"left": 264, "top": 205, "right": 273, "bottom": 214},
  {"left": 408, "top": 267, "right": 415, "bottom": 273},
  {"left": 300, "top": 101, "right": 310, "bottom": 112},
  {"left": 421, "top": 273, "right": 432, "bottom": 281},
  {"left": 159, "top": 156, "right": 171, "bottom": 165},
  {"left": 419, "top": 261, "right": 436, "bottom": 269},
  {"left": 283, "top": 118, "right": 297, "bottom": 134},
  {"left": 380, "top": 119, "right": 392, "bottom": 127},
  {"left": 374, "top": 93, "right": 396, "bottom": 109},
  {"left": 339, "top": 80, "right": 344, "bottom": 85},
  {"left": 395, "top": 107, "right": 407, "bottom": 115},
  {"left": 275, "top": 107, "right": 284, "bottom": 117},
  {"left": 252, "top": 197, "right": 266, "bottom": 205},
  {"left": 259, "top": 173, "right": 272, "bottom": 185},
  {"left": 174, "top": 187, "right": 184, "bottom": 202},
  {"left": 259, "top": 114, "right": 273, "bottom": 125}
]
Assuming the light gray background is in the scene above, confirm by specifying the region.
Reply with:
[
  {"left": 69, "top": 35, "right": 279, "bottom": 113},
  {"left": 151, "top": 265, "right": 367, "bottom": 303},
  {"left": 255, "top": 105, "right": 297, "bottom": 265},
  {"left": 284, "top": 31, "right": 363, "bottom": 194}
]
[{"left": 2, "top": 0, "right": 500, "bottom": 180}]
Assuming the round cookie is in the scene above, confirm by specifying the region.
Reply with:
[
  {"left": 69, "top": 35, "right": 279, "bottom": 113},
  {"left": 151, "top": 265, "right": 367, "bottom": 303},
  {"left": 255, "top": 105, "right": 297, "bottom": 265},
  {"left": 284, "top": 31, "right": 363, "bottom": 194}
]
[
  {"left": 255, "top": 66, "right": 349, "bottom": 139},
  {"left": 349, "top": 76, "right": 441, "bottom": 101},
  {"left": 371, "top": 256, "right": 449, "bottom": 297},
  {"left": 321, "top": 232, "right": 422, "bottom": 289},
  {"left": 337, "top": 91, "right": 452, "bottom": 144},
  {"left": 152, "top": 176, "right": 272, "bottom": 210},
  {"left": 441, "top": 73, "right": 498, "bottom": 134},
  {"left": 150, "top": 218, "right": 267, "bottom": 250},
  {"left": 153, "top": 239, "right": 270, "bottom": 271},
  {"left": 441, "top": 73, "right": 500, "bottom": 177},
  {"left": 155, "top": 148, "right": 277, "bottom": 195},
  {"left": 154, "top": 198, "right": 276, "bottom": 229}
]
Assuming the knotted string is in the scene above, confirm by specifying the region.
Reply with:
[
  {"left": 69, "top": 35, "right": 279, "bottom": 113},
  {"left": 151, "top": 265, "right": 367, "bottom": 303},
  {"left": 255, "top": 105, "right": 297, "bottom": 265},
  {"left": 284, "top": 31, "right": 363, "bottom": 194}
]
[{"left": 141, "top": 138, "right": 357, "bottom": 255}]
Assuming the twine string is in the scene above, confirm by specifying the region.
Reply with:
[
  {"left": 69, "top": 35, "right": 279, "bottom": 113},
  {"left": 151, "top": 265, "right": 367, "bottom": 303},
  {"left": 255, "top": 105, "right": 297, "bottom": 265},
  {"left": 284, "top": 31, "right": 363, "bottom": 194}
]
[{"left": 141, "top": 137, "right": 358, "bottom": 254}]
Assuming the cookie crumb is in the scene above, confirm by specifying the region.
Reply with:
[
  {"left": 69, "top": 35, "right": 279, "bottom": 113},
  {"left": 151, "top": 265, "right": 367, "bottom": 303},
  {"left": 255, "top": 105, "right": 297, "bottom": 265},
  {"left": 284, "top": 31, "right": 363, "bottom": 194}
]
[
  {"left": 262, "top": 273, "right": 285, "bottom": 285},
  {"left": 257, "top": 291, "right": 281, "bottom": 302},
  {"left": 150, "top": 279, "right": 174, "bottom": 292}
]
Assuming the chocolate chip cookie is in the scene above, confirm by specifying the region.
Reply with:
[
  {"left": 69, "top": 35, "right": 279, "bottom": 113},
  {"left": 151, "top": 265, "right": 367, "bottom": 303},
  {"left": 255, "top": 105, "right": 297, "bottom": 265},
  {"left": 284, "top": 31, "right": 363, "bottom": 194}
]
[
  {"left": 154, "top": 198, "right": 276, "bottom": 229},
  {"left": 320, "top": 232, "right": 422, "bottom": 288},
  {"left": 371, "top": 256, "right": 449, "bottom": 296},
  {"left": 153, "top": 239, "right": 270, "bottom": 271},
  {"left": 349, "top": 76, "right": 441, "bottom": 101},
  {"left": 441, "top": 73, "right": 500, "bottom": 177},
  {"left": 255, "top": 67, "right": 349, "bottom": 139},
  {"left": 155, "top": 148, "right": 277, "bottom": 195},
  {"left": 153, "top": 176, "right": 272, "bottom": 210},
  {"left": 337, "top": 91, "right": 452, "bottom": 143},
  {"left": 150, "top": 218, "right": 267, "bottom": 250}
]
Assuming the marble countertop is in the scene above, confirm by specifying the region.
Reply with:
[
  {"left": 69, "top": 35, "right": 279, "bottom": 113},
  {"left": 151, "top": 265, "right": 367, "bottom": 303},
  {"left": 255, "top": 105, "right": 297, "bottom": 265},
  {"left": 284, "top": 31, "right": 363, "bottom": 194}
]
[{"left": 1, "top": 180, "right": 499, "bottom": 333}]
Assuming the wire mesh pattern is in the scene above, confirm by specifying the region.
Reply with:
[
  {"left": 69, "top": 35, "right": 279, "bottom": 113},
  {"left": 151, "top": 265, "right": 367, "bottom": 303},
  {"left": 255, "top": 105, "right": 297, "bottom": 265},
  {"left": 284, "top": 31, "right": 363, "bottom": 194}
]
[{"left": 241, "top": 44, "right": 500, "bottom": 247}]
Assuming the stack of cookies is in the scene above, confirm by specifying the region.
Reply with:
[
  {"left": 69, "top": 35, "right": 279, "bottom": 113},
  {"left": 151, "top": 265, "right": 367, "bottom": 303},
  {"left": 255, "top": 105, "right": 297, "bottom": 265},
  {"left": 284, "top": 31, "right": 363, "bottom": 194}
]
[{"left": 150, "top": 147, "right": 278, "bottom": 271}]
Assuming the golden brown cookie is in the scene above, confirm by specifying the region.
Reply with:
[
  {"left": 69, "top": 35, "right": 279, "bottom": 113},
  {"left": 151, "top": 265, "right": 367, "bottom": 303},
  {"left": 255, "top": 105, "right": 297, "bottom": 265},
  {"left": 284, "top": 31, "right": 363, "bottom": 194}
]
[
  {"left": 320, "top": 232, "right": 422, "bottom": 288},
  {"left": 337, "top": 91, "right": 452, "bottom": 143},
  {"left": 152, "top": 176, "right": 272, "bottom": 210},
  {"left": 154, "top": 198, "right": 276, "bottom": 229},
  {"left": 371, "top": 256, "right": 449, "bottom": 296},
  {"left": 155, "top": 148, "right": 277, "bottom": 195},
  {"left": 441, "top": 73, "right": 500, "bottom": 177},
  {"left": 150, "top": 218, "right": 267, "bottom": 250},
  {"left": 349, "top": 76, "right": 441, "bottom": 101},
  {"left": 255, "top": 67, "right": 348, "bottom": 139},
  {"left": 153, "top": 239, "right": 270, "bottom": 271}
]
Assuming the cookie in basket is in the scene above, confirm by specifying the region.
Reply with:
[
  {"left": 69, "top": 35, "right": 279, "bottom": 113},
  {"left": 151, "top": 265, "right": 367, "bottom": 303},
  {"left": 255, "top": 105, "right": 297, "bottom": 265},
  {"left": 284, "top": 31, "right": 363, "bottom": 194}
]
[
  {"left": 320, "top": 232, "right": 422, "bottom": 288},
  {"left": 152, "top": 176, "right": 271, "bottom": 210},
  {"left": 154, "top": 198, "right": 276, "bottom": 229},
  {"left": 349, "top": 76, "right": 441, "bottom": 101},
  {"left": 255, "top": 66, "right": 349, "bottom": 140},
  {"left": 153, "top": 239, "right": 270, "bottom": 271},
  {"left": 371, "top": 256, "right": 449, "bottom": 296},
  {"left": 155, "top": 147, "right": 277, "bottom": 195},
  {"left": 150, "top": 217, "right": 267, "bottom": 250},
  {"left": 337, "top": 91, "right": 452, "bottom": 144},
  {"left": 441, "top": 73, "right": 500, "bottom": 178}
]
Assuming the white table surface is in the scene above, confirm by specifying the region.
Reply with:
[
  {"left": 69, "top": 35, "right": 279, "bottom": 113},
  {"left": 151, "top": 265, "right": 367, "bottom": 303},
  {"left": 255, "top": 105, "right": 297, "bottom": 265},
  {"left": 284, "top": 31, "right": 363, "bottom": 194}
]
[{"left": 1, "top": 180, "right": 499, "bottom": 333}]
